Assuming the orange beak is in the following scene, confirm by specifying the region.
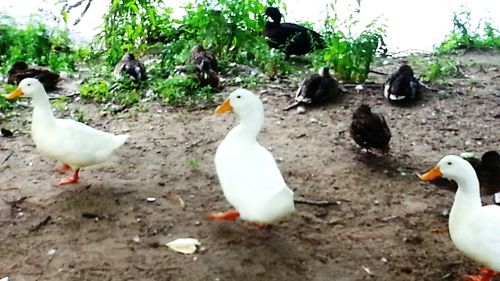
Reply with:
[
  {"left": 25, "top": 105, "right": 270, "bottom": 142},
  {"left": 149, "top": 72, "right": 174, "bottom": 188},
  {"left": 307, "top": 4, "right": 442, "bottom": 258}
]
[
  {"left": 418, "top": 166, "right": 443, "bottom": 181},
  {"left": 6, "top": 87, "right": 24, "bottom": 100},
  {"left": 215, "top": 99, "right": 232, "bottom": 114}
]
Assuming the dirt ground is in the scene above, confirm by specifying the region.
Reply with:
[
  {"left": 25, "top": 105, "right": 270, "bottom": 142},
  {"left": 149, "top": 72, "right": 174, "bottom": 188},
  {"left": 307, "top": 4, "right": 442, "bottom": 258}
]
[{"left": 0, "top": 51, "right": 499, "bottom": 281}]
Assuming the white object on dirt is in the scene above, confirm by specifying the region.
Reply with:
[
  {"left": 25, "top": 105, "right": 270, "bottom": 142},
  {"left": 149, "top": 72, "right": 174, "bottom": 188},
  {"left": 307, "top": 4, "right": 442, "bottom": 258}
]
[
  {"left": 296, "top": 105, "right": 306, "bottom": 114},
  {"left": 165, "top": 238, "right": 200, "bottom": 254},
  {"left": 0, "top": 277, "right": 9, "bottom": 281},
  {"left": 459, "top": 152, "right": 475, "bottom": 158},
  {"left": 47, "top": 248, "right": 56, "bottom": 256},
  {"left": 146, "top": 197, "right": 156, "bottom": 202}
]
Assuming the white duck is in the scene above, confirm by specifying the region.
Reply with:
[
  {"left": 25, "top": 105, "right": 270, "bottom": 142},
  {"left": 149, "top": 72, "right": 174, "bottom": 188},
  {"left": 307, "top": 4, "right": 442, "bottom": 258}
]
[
  {"left": 212, "top": 89, "right": 295, "bottom": 225},
  {"left": 7, "top": 78, "right": 128, "bottom": 185},
  {"left": 419, "top": 155, "right": 500, "bottom": 281}
]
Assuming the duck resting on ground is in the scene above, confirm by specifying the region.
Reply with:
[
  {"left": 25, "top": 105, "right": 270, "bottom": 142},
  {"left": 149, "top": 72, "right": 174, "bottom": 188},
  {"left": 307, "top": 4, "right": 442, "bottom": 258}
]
[
  {"left": 284, "top": 67, "right": 338, "bottom": 111},
  {"left": 350, "top": 104, "right": 391, "bottom": 154},
  {"left": 210, "top": 89, "right": 295, "bottom": 227},
  {"left": 7, "top": 61, "right": 60, "bottom": 92},
  {"left": 194, "top": 60, "right": 219, "bottom": 88},
  {"left": 113, "top": 53, "right": 147, "bottom": 82},
  {"left": 190, "top": 45, "right": 219, "bottom": 72},
  {"left": 384, "top": 64, "right": 420, "bottom": 104},
  {"left": 430, "top": 151, "right": 500, "bottom": 198},
  {"left": 6, "top": 78, "right": 129, "bottom": 185},
  {"left": 264, "top": 7, "right": 324, "bottom": 58},
  {"left": 419, "top": 155, "right": 500, "bottom": 281}
]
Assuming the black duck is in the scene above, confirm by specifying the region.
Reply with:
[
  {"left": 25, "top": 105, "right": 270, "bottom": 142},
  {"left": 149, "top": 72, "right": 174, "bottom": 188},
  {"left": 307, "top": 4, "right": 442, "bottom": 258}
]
[
  {"left": 384, "top": 64, "right": 420, "bottom": 104},
  {"left": 113, "top": 53, "right": 147, "bottom": 82},
  {"left": 264, "top": 7, "right": 324, "bottom": 58}
]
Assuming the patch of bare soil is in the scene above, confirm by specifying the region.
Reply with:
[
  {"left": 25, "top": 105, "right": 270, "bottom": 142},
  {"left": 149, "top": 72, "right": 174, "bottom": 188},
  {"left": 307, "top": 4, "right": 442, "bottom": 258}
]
[{"left": 0, "top": 51, "right": 499, "bottom": 281}]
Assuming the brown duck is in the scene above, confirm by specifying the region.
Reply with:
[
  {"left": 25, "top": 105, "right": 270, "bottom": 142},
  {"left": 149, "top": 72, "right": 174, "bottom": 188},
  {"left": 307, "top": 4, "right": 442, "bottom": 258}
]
[
  {"left": 194, "top": 60, "right": 219, "bottom": 88},
  {"left": 190, "top": 45, "right": 218, "bottom": 72},
  {"left": 350, "top": 104, "right": 391, "bottom": 153},
  {"left": 7, "top": 61, "right": 60, "bottom": 92},
  {"left": 284, "top": 67, "right": 338, "bottom": 111}
]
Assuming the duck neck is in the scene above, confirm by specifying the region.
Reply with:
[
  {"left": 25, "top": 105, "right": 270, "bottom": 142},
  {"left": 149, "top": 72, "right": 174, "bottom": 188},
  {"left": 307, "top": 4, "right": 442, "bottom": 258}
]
[
  {"left": 31, "top": 95, "right": 56, "bottom": 128},
  {"left": 449, "top": 170, "right": 482, "bottom": 226},
  {"left": 229, "top": 113, "right": 264, "bottom": 142}
]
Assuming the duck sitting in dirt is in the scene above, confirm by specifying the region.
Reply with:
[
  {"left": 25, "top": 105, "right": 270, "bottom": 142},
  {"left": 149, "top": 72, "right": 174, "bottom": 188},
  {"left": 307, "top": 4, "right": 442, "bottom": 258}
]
[
  {"left": 113, "top": 53, "right": 147, "bottom": 82},
  {"left": 264, "top": 7, "right": 324, "bottom": 58},
  {"left": 430, "top": 151, "right": 500, "bottom": 197},
  {"left": 284, "top": 67, "right": 338, "bottom": 112},
  {"left": 6, "top": 78, "right": 128, "bottom": 185},
  {"left": 194, "top": 60, "right": 219, "bottom": 88},
  {"left": 384, "top": 64, "right": 420, "bottom": 104},
  {"left": 7, "top": 61, "right": 60, "bottom": 92},
  {"left": 350, "top": 104, "right": 391, "bottom": 153},
  {"left": 190, "top": 45, "right": 218, "bottom": 72},
  {"left": 210, "top": 89, "right": 295, "bottom": 227},
  {"left": 419, "top": 155, "right": 500, "bottom": 281}
]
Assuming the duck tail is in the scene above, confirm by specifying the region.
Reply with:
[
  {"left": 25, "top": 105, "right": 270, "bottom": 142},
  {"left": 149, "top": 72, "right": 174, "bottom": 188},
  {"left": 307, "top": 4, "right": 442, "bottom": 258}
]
[{"left": 112, "top": 134, "right": 129, "bottom": 149}]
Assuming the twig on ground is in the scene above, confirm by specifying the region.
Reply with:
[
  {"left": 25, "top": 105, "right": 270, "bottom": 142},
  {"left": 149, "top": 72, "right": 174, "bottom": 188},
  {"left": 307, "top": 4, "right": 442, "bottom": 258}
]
[
  {"left": 294, "top": 198, "right": 335, "bottom": 206},
  {"left": 30, "top": 216, "right": 52, "bottom": 232}
]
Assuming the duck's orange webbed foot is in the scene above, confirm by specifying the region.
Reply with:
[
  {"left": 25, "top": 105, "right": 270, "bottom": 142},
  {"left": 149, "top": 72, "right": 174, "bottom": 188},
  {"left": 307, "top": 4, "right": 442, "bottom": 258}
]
[
  {"left": 58, "top": 163, "right": 71, "bottom": 173},
  {"left": 57, "top": 169, "right": 80, "bottom": 186},
  {"left": 208, "top": 210, "right": 240, "bottom": 221},
  {"left": 464, "top": 267, "right": 499, "bottom": 281}
]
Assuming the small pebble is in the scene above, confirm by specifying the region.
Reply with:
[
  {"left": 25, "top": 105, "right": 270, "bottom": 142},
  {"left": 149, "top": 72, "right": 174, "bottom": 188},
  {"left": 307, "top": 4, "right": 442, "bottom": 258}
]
[
  {"left": 146, "top": 197, "right": 156, "bottom": 203},
  {"left": 47, "top": 248, "right": 57, "bottom": 256},
  {"left": 132, "top": 235, "right": 140, "bottom": 243}
]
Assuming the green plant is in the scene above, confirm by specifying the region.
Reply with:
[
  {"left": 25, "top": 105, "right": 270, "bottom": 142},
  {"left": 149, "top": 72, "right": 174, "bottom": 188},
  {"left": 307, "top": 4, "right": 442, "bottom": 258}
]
[
  {"left": 187, "top": 159, "right": 201, "bottom": 171},
  {"left": 417, "top": 58, "right": 462, "bottom": 82},
  {"left": 436, "top": 9, "right": 500, "bottom": 54},
  {"left": 80, "top": 70, "right": 145, "bottom": 106},
  {"left": 313, "top": 3, "right": 385, "bottom": 82},
  {"left": 0, "top": 15, "right": 77, "bottom": 72}
]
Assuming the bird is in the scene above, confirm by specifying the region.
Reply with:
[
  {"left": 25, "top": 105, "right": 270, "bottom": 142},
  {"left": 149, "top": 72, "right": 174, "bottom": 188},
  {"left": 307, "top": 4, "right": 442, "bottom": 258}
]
[
  {"left": 264, "top": 7, "right": 324, "bottom": 58},
  {"left": 284, "top": 67, "right": 338, "bottom": 111},
  {"left": 384, "top": 64, "right": 420, "bottom": 104},
  {"left": 419, "top": 155, "right": 500, "bottom": 281},
  {"left": 113, "top": 53, "right": 147, "bottom": 82},
  {"left": 6, "top": 78, "right": 129, "bottom": 185},
  {"left": 190, "top": 45, "right": 219, "bottom": 72},
  {"left": 350, "top": 104, "right": 391, "bottom": 153},
  {"left": 430, "top": 151, "right": 500, "bottom": 197},
  {"left": 210, "top": 89, "right": 295, "bottom": 226},
  {"left": 194, "top": 59, "right": 219, "bottom": 88},
  {"left": 7, "top": 61, "right": 60, "bottom": 92}
]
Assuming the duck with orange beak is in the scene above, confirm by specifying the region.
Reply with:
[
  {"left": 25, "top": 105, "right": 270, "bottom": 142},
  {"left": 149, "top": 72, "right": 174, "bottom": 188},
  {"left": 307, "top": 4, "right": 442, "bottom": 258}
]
[
  {"left": 419, "top": 155, "right": 500, "bottom": 281},
  {"left": 6, "top": 78, "right": 128, "bottom": 185},
  {"left": 211, "top": 89, "right": 295, "bottom": 226}
]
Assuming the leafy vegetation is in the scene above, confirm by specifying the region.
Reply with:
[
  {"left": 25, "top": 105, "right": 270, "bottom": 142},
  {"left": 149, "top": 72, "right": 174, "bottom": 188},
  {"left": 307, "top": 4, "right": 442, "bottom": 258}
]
[
  {"left": 436, "top": 9, "right": 500, "bottom": 54},
  {"left": 313, "top": 4, "right": 385, "bottom": 83},
  {"left": 409, "top": 56, "right": 462, "bottom": 82},
  {"left": 81, "top": 0, "right": 288, "bottom": 106},
  {"left": 0, "top": 16, "right": 77, "bottom": 72}
]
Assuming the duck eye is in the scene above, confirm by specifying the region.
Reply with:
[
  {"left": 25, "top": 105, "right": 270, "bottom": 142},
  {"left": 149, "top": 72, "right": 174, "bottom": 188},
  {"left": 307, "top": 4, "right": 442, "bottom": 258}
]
[
  {"left": 447, "top": 162, "right": 452, "bottom": 165},
  {"left": 236, "top": 95, "right": 241, "bottom": 99},
  {"left": 27, "top": 83, "right": 31, "bottom": 86}
]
